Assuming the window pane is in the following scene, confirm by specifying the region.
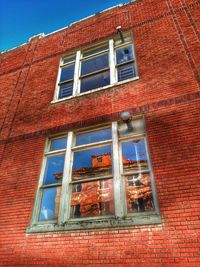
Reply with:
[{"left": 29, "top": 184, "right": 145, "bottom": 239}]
[
  {"left": 122, "top": 139, "right": 148, "bottom": 173},
  {"left": 60, "top": 64, "right": 75, "bottom": 82},
  {"left": 70, "top": 179, "right": 114, "bottom": 218},
  {"left": 117, "top": 63, "right": 136, "bottom": 81},
  {"left": 116, "top": 45, "right": 134, "bottom": 64},
  {"left": 59, "top": 82, "right": 73, "bottom": 98},
  {"left": 80, "top": 71, "right": 110, "bottom": 93},
  {"left": 125, "top": 173, "right": 154, "bottom": 213},
  {"left": 72, "top": 145, "right": 112, "bottom": 181},
  {"left": 76, "top": 128, "right": 112, "bottom": 146},
  {"left": 43, "top": 154, "right": 65, "bottom": 185},
  {"left": 63, "top": 56, "right": 76, "bottom": 64},
  {"left": 83, "top": 45, "right": 109, "bottom": 57},
  {"left": 39, "top": 186, "right": 61, "bottom": 221},
  {"left": 50, "top": 137, "right": 67, "bottom": 151},
  {"left": 81, "top": 53, "right": 109, "bottom": 76}
]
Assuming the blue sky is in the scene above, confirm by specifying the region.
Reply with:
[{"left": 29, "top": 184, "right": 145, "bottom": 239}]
[{"left": 0, "top": 0, "right": 130, "bottom": 52}]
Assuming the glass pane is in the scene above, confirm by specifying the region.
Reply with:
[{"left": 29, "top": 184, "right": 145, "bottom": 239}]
[
  {"left": 72, "top": 145, "right": 112, "bottom": 181},
  {"left": 125, "top": 173, "right": 154, "bottom": 213},
  {"left": 116, "top": 45, "right": 134, "bottom": 64},
  {"left": 60, "top": 64, "right": 75, "bottom": 82},
  {"left": 118, "top": 63, "right": 136, "bottom": 81},
  {"left": 70, "top": 179, "right": 114, "bottom": 218},
  {"left": 43, "top": 154, "right": 65, "bottom": 185},
  {"left": 83, "top": 45, "right": 109, "bottom": 57},
  {"left": 81, "top": 53, "right": 109, "bottom": 76},
  {"left": 50, "top": 137, "right": 67, "bottom": 151},
  {"left": 39, "top": 186, "right": 61, "bottom": 221},
  {"left": 63, "top": 56, "right": 76, "bottom": 64},
  {"left": 76, "top": 128, "right": 112, "bottom": 146},
  {"left": 122, "top": 139, "right": 148, "bottom": 173},
  {"left": 80, "top": 71, "right": 110, "bottom": 93},
  {"left": 59, "top": 82, "right": 73, "bottom": 98}
]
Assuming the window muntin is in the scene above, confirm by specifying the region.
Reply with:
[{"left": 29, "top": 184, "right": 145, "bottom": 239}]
[
  {"left": 33, "top": 118, "right": 158, "bottom": 227},
  {"left": 55, "top": 33, "right": 138, "bottom": 100}
]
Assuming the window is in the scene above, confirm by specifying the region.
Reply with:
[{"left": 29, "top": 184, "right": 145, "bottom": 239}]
[
  {"left": 54, "top": 33, "right": 138, "bottom": 101},
  {"left": 28, "top": 117, "right": 160, "bottom": 232}
]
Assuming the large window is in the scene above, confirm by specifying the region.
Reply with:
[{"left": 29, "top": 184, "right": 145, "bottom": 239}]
[
  {"left": 54, "top": 33, "right": 138, "bottom": 101},
  {"left": 29, "top": 117, "right": 160, "bottom": 232}
]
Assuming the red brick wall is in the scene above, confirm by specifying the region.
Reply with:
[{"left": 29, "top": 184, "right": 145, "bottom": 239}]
[{"left": 0, "top": 0, "right": 200, "bottom": 266}]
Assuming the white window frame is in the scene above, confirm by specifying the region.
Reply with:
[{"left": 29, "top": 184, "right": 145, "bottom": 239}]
[
  {"left": 28, "top": 117, "right": 160, "bottom": 233},
  {"left": 53, "top": 33, "right": 139, "bottom": 103}
]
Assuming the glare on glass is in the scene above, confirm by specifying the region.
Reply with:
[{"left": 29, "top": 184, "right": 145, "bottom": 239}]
[
  {"left": 72, "top": 145, "right": 112, "bottom": 181},
  {"left": 39, "top": 187, "right": 61, "bottom": 221},
  {"left": 125, "top": 173, "right": 154, "bottom": 213},
  {"left": 80, "top": 71, "right": 110, "bottom": 93},
  {"left": 81, "top": 53, "right": 109, "bottom": 76},
  {"left": 43, "top": 154, "right": 65, "bottom": 185},
  {"left": 76, "top": 128, "right": 112, "bottom": 146},
  {"left": 121, "top": 139, "right": 148, "bottom": 173},
  {"left": 70, "top": 179, "right": 114, "bottom": 218},
  {"left": 50, "top": 137, "right": 67, "bottom": 151}
]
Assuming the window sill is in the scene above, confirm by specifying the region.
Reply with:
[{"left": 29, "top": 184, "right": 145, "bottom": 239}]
[
  {"left": 51, "top": 76, "right": 139, "bottom": 104},
  {"left": 26, "top": 213, "right": 161, "bottom": 233}
]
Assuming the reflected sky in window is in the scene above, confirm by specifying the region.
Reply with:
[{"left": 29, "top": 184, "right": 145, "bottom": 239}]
[
  {"left": 50, "top": 137, "right": 67, "bottom": 151},
  {"left": 76, "top": 128, "right": 111, "bottom": 146},
  {"left": 122, "top": 139, "right": 147, "bottom": 162},
  {"left": 39, "top": 187, "right": 58, "bottom": 221},
  {"left": 43, "top": 154, "right": 65, "bottom": 185}
]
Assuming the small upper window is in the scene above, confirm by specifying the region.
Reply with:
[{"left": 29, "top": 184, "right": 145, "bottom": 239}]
[{"left": 54, "top": 33, "right": 138, "bottom": 100}]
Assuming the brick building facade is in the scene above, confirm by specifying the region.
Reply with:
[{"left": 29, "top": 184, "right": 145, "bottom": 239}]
[{"left": 0, "top": 0, "right": 200, "bottom": 266}]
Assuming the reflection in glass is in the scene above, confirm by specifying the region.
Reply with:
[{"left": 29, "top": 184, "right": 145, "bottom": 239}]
[
  {"left": 116, "top": 45, "right": 134, "bottom": 64},
  {"left": 43, "top": 154, "right": 65, "bottom": 185},
  {"left": 50, "top": 137, "right": 67, "bottom": 151},
  {"left": 39, "top": 187, "right": 61, "bottom": 221},
  {"left": 122, "top": 139, "right": 148, "bottom": 173},
  {"left": 70, "top": 179, "right": 114, "bottom": 218},
  {"left": 76, "top": 128, "right": 112, "bottom": 146},
  {"left": 117, "top": 63, "right": 135, "bottom": 82},
  {"left": 125, "top": 173, "right": 154, "bottom": 213},
  {"left": 60, "top": 64, "right": 75, "bottom": 82},
  {"left": 80, "top": 71, "right": 110, "bottom": 93},
  {"left": 59, "top": 82, "right": 73, "bottom": 98},
  {"left": 72, "top": 145, "right": 112, "bottom": 181},
  {"left": 81, "top": 53, "right": 109, "bottom": 76}
]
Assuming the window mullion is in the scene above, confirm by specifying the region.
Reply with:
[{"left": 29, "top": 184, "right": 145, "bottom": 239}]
[
  {"left": 58, "top": 131, "right": 74, "bottom": 224},
  {"left": 112, "top": 122, "right": 125, "bottom": 218},
  {"left": 109, "top": 39, "right": 116, "bottom": 84},
  {"left": 73, "top": 51, "right": 81, "bottom": 96}
]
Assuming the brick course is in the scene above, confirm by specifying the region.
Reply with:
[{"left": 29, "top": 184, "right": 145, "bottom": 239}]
[{"left": 0, "top": 0, "right": 200, "bottom": 266}]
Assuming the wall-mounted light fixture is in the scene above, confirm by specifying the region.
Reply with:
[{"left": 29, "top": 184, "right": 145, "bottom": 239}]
[
  {"left": 116, "top": 26, "right": 125, "bottom": 43},
  {"left": 120, "top": 111, "right": 133, "bottom": 131}
]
